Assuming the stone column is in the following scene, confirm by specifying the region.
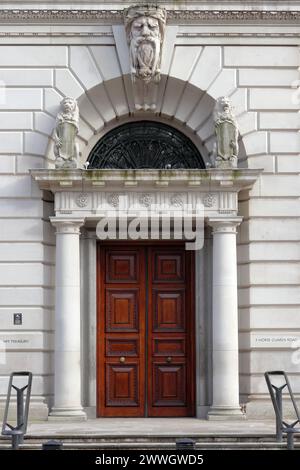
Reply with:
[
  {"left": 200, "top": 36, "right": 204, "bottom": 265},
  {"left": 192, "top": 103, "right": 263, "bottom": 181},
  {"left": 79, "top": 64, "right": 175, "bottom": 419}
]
[
  {"left": 207, "top": 217, "right": 244, "bottom": 420},
  {"left": 49, "top": 217, "right": 86, "bottom": 420}
]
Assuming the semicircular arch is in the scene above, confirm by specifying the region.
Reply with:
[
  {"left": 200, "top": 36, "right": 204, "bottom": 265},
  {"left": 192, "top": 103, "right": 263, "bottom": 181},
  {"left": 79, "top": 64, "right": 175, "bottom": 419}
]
[
  {"left": 87, "top": 119, "right": 206, "bottom": 170},
  {"left": 42, "top": 68, "right": 250, "bottom": 168}
]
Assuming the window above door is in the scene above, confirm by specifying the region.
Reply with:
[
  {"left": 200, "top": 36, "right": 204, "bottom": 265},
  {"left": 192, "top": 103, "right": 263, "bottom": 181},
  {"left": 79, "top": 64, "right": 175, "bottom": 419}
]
[{"left": 88, "top": 121, "right": 205, "bottom": 170}]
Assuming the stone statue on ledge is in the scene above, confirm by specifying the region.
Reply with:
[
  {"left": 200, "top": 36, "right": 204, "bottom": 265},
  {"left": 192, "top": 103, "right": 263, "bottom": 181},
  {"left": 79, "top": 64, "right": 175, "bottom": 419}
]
[
  {"left": 124, "top": 4, "right": 167, "bottom": 83},
  {"left": 54, "top": 97, "right": 80, "bottom": 169},
  {"left": 213, "top": 96, "right": 239, "bottom": 168}
]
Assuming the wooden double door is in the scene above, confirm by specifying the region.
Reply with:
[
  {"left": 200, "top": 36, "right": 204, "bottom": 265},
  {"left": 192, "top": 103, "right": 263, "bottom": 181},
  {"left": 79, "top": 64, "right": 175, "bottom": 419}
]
[{"left": 97, "top": 243, "right": 195, "bottom": 417}]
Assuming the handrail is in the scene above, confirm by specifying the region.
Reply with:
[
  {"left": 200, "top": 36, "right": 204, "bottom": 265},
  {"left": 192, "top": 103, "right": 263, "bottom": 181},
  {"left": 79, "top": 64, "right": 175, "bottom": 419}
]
[
  {"left": 1, "top": 371, "right": 32, "bottom": 450},
  {"left": 265, "top": 371, "right": 300, "bottom": 450}
]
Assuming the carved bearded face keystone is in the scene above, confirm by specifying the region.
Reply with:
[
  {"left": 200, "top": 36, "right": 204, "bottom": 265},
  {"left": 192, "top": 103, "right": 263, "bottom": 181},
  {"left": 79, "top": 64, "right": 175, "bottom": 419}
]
[{"left": 124, "top": 6, "right": 166, "bottom": 83}]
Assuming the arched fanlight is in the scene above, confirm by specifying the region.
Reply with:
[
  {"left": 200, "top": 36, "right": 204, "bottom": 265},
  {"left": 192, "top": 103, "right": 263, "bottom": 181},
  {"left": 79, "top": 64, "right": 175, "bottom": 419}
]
[{"left": 88, "top": 121, "right": 205, "bottom": 169}]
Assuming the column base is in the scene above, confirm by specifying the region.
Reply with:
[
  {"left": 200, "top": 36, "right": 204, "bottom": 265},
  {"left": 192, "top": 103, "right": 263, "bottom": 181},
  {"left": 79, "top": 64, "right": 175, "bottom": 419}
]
[
  {"left": 48, "top": 407, "right": 87, "bottom": 421},
  {"left": 207, "top": 406, "right": 246, "bottom": 421}
]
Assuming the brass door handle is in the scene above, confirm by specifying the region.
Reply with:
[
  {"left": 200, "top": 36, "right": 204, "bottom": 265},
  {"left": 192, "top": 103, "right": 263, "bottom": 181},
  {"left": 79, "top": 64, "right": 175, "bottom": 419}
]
[
  {"left": 166, "top": 357, "right": 172, "bottom": 363},
  {"left": 119, "top": 356, "right": 125, "bottom": 363}
]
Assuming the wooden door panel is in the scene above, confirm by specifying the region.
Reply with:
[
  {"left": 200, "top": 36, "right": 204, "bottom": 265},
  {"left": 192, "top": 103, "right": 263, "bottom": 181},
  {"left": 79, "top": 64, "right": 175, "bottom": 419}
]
[
  {"left": 106, "top": 251, "right": 139, "bottom": 283},
  {"left": 153, "top": 338, "right": 185, "bottom": 357},
  {"left": 152, "top": 251, "right": 185, "bottom": 283},
  {"left": 106, "top": 338, "right": 139, "bottom": 357},
  {"left": 106, "top": 364, "right": 139, "bottom": 406},
  {"left": 152, "top": 363, "right": 186, "bottom": 406},
  {"left": 153, "top": 288, "right": 185, "bottom": 331},
  {"left": 106, "top": 289, "right": 139, "bottom": 332}
]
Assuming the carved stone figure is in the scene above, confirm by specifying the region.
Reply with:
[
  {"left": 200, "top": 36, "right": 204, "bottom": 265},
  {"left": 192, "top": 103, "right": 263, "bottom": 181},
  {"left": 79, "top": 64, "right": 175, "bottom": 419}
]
[
  {"left": 214, "top": 97, "right": 239, "bottom": 168},
  {"left": 124, "top": 5, "right": 167, "bottom": 83},
  {"left": 54, "top": 97, "right": 80, "bottom": 169}
]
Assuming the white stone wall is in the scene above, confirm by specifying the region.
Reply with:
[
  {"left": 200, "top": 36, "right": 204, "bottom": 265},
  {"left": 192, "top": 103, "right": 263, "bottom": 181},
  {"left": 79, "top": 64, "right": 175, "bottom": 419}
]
[{"left": 0, "top": 3, "right": 299, "bottom": 418}]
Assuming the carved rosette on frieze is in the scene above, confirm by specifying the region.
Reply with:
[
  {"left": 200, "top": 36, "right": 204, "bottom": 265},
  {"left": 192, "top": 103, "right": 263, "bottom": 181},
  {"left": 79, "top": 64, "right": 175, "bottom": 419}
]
[
  {"left": 213, "top": 97, "right": 239, "bottom": 169},
  {"left": 203, "top": 193, "right": 217, "bottom": 208},
  {"left": 107, "top": 193, "right": 120, "bottom": 208},
  {"left": 124, "top": 5, "right": 166, "bottom": 84},
  {"left": 75, "top": 193, "right": 89, "bottom": 208},
  {"left": 139, "top": 193, "right": 153, "bottom": 207},
  {"left": 170, "top": 193, "right": 184, "bottom": 208}
]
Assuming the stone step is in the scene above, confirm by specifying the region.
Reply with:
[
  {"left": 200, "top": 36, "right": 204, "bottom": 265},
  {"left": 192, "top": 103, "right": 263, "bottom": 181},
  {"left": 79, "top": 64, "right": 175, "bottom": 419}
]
[
  {"left": 0, "top": 441, "right": 299, "bottom": 450},
  {"left": 0, "top": 434, "right": 284, "bottom": 443},
  {"left": 0, "top": 443, "right": 300, "bottom": 451}
]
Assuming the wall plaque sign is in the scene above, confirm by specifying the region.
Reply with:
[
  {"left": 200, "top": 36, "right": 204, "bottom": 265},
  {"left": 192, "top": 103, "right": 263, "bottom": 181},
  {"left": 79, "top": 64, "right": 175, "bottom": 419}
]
[
  {"left": 13, "top": 313, "right": 22, "bottom": 325},
  {"left": 251, "top": 334, "right": 300, "bottom": 348}
]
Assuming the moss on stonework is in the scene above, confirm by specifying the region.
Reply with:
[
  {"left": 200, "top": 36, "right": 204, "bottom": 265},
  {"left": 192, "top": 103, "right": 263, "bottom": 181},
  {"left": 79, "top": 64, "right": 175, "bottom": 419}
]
[
  {"left": 199, "top": 171, "right": 210, "bottom": 179},
  {"left": 231, "top": 170, "right": 242, "bottom": 179},
  {"left": 49, "top": 167, "right": 246, "bottom": 183},
  {"left": 84, "top": 169, "right": 108, "bottom": 180}
]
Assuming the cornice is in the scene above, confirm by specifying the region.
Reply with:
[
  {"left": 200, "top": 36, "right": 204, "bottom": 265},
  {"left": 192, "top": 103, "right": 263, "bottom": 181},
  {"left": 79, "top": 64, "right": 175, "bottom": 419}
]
[
  {"left": 0, "top": 9, "right": 299, "bottom": 23},
  {"left": 1, "top": 31, "right": 298, "bottom": 40},
  {"left": 31, "top": 168, "right": 262, "bottom": 193}
]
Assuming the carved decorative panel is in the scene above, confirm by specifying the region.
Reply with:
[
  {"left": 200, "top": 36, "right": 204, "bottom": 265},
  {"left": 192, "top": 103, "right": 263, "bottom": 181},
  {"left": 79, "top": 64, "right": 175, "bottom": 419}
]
[
  {"left": 153, "top": 338, "right": 185, "bottom": 357},
  {"left": 153, "top": 289, "right": 185, "bottom": 332},
  {"left": 106, "top": 289, "right": 139, "bottom": 332},
  {"left": 88, "top": 121, "right": 205, "bottom": 170},
  {"left": 152, "top": 252, "right": 185, "bottom": 283},
  {"left": 106, "top": 365, "right": 139, "bottom": 406},
  {"left": 106, "top": 339, "right": 139, "bottom": 357},
  {"left": 106, "top": 251, "right": 139, "bottom": 283},
  {"left": 152, "top": 364, "right": 186, "bottom": 406}
]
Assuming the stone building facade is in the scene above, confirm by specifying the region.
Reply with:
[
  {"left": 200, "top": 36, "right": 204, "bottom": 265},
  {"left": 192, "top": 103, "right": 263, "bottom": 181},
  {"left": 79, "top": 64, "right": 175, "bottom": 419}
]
[{"left": 0, "top": 1, "right": 299, "bottom": 421}]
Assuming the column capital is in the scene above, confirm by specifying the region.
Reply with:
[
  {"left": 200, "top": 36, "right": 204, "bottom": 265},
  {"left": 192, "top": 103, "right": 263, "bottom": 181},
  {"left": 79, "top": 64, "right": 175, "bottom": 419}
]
[
  {"left": 50, "top": 217, "right": 85, "bottom": 234},
  {"left": 207, "top": 216, "right": 243, "bottom": 234}
]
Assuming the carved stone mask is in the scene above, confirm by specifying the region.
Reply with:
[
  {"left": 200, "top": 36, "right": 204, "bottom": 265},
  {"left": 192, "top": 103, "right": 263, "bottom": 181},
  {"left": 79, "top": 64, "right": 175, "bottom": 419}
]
[
  {"left": 131, "top": 16, "right": 160, "bottom": 41},
  {"left": 124, "top": 5, "right": 167, "bottom": 83}
]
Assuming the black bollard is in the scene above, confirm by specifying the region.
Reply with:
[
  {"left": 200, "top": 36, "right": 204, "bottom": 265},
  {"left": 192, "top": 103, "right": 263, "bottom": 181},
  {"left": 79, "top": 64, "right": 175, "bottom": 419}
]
[
  {"left": 42, "top": 440, "right": 63, "bottom": 450},
  {"left": 176, "top": 438, "right": 195, "bottom": 450}
]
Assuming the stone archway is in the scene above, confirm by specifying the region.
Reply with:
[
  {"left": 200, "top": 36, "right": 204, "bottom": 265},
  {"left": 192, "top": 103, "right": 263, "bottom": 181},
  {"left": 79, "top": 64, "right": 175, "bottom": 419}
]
[
  {"left": 42, "top": 73, "right": 250, "bottom": 172},
  {"left": 73, "top": 76, "right": 248, "bottom": 169}
]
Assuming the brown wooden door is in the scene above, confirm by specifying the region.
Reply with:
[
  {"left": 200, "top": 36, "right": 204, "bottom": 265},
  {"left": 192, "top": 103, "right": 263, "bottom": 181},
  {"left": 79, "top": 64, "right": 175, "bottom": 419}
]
[
  {"left": 148, "top": 247, "right": 195, "bottom": 416},
  {"left": 97, "top": 244, "right": 195, "bottom": 417}
]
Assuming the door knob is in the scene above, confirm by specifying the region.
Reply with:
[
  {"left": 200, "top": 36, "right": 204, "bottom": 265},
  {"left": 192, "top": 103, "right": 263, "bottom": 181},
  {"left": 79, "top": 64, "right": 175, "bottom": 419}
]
[
  {"left": 166, "top": 357, "right": 172, "bottom": 363},
  {"left": 119, "top": 356, "right": 125, "bottom": 363}
]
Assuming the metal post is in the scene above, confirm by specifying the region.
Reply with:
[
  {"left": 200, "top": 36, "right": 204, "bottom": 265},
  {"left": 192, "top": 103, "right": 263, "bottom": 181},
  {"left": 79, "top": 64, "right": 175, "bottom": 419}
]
[
  {"left": 12, "top": 434, "right": 20, "bottom": 450},
  {"left": 287, "top": 433, "right": 294, "bottom": 450},
  {"left": 275, "top": 388, "right": 283, "bottom": 442},
  {"left": 17, "top": 388, "right": 24, "bottom": 445}
]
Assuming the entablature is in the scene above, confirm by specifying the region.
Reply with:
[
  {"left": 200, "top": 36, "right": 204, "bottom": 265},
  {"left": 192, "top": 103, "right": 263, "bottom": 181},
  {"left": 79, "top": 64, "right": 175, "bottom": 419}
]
[{"left": 31, "top": 168, "right": 262, "bottom": 220}]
